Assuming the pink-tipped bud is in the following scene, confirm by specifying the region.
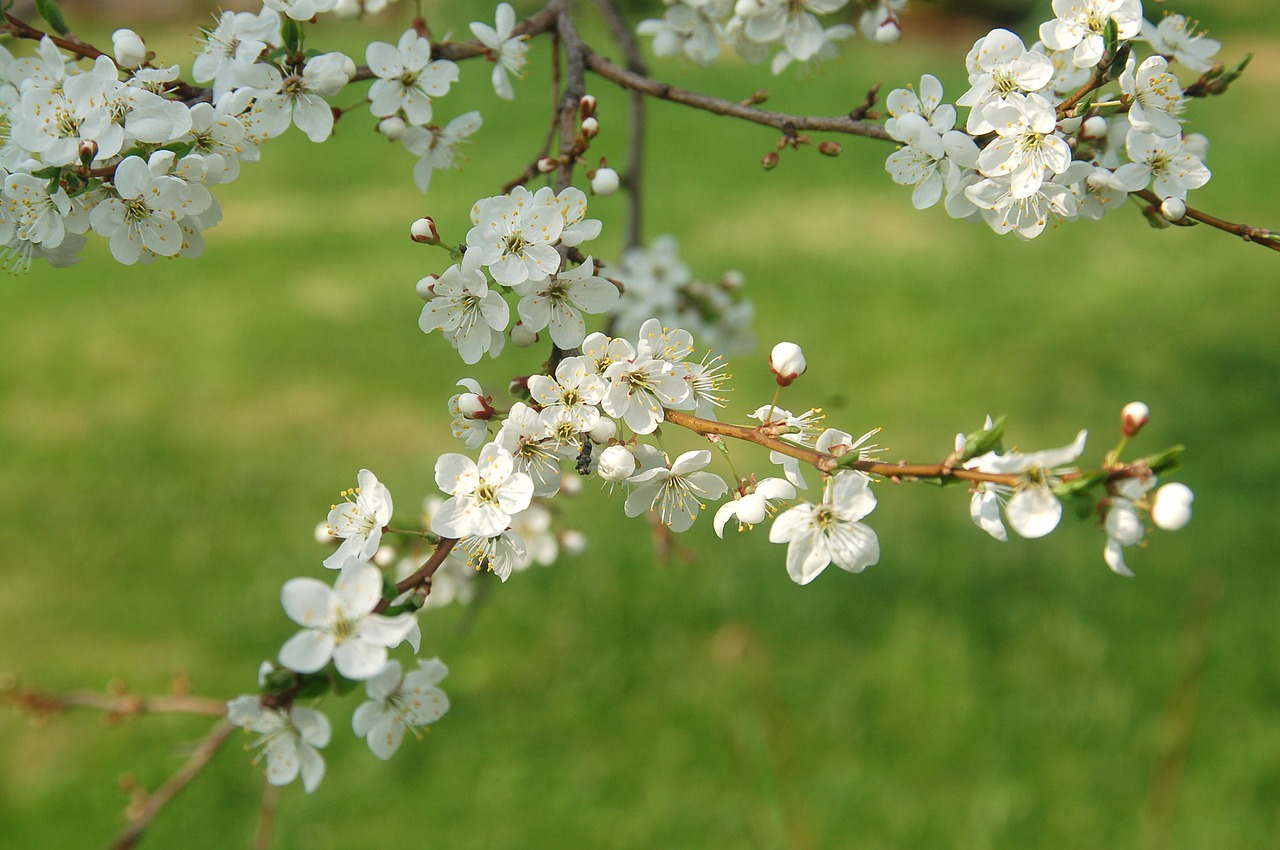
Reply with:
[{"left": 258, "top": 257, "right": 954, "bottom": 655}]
[
  {"left": 410, "top": 216, "right": 440, "bottom": 244},
  {"left": 720, "top": 270, "right": 744, "bottom": 291},
  {"left": 818, "top": 141, "right": 842, "bottom": 157},
  {"left": 78, "top": 140, "right": 98, "bottom": 166},
  {"left": 1150, "top": 483, "right": 1193, "bottom": 531},
  {"left": 536, "top": 156, "right": 559, "bottom": 174},
  {"left": 509, "top": 375, "right": 531, "bottom": 398},
  {"left": 875, "top": 19, "right": 901, "bottom": 43},
  {"left": 378, "top": 115, "right": 407, "bottom": 140},
  {"left": 1160, "top": 197, "right": 1186, "bottom": 222},
  {"left": 510, "top": 321, "right": 539, "bottom": 347},
  {"left": 761, "top": 152, "right": 779, "bottom": 170},
  {"left": 579, "top": 94, "right": 598, "bottom": 118},
  {"left": 589, "top": 417, "right": 617, "bottom": 443},
  {"left": 415, "top": 274, "right": 438, "bottom": 301},
  {"left": 1121, "top": 401, "right": 1149, "bottom": 437},
  {"left": 591, "top": 166, "right": 620, "bottom": 196},
  {"left": 769, "top": 341, "right": 807, "bottom": 386},
  {"left": 580, "top": 116, "right": 600, "bottom": 138}
]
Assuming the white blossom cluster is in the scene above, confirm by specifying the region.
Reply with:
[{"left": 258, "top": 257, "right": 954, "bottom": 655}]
[
  {"left": 884, "top": 2, "right": 1220, "bottom": 239},
  {"left": 0, "top": 2, "right": 525, "bottom": 270},
  {"left": 637, "top": 0, "right": 908, "bottom": 74}
]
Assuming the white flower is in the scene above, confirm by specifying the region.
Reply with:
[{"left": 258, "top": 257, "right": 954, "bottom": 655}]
[
  {"left": 1112, "top": 129, "right": 1211, "bottom": 201},
  {"left": 976, "top": 92, "right": 1072, "bottom": 199},
  {"left": 401, "top": 111, "right": 482, "bottom": 194},
  {"left": 714, "top": 476, "right": 795, "bottom": 536},
  {"left": 466, "top": 187, "right": 564, "bottom": 286},
  {"left": 241, "top": 52, "right": 353, "bottom": 143},
  {"left": 601, "top": 343, "right": 691, "bottom": 435},
  {"left": 887, "top": 74, "right": 957, "bottom": 138},
  {"left": 768, "top": 472, "right": 879, "bottom": 585},
  {"left": 1103, "top": 476, "right": 1155, "bottom": 576},
  {"left": 1150, "top": 482, "right": 1193, "bottom": 531},
  {"left": 1140, "top": 13, "right": 1220, "bottom": 74},
  {"left": 367, "top": 30, "right": 459, "bottom": 125},
  {"left": 352, "top": 659, "right": 449, "bottom": 759},
  {"left": 515, "top": 257, "right": 618, "bottom": 349},
  {"left": 886, "top": 113, "right": 980, "bottom": 210},
  {"left": 432, "top": 442, "right": 534, "bottom": 538},
  {"left": 192, "top": 9, "right": 282, "bottom": 100},
  {"left": 447, "top": 378, "right": 493, "bottom": 449},
  {"left": 263, "top": 0, "right": 341, "bottom": 22},
  {"left": 88, "top": 154, "right": 197, "bottom": 264},
  {"left": 418, "top": 250, "right": 509, "bottom": 364},
  {"left": 1120, "top": 55, "right": 1184, "bottom": 138},
  {"left": 278, "top": 561, "right": 417, "bottom": 679},
  {"left": 471, "top": 2, "right": 529, "bottom": 100},
  {"left": 496, "top": 402, "right": 567, "bottom": 498},
  {"left": 527, "top": 356, "right": 606, "bottom": 433},
  {"left": 625, "top": 449, "right": 728, "bottom": 532},
  {"left": 966, "top": 161, "right": 1091, "bottom": 240},
  {"left": 637, "top": 2, "right": 726, "bottom": 66},
  {"left": 457, "top": 529, "right": 527, "bottom": 581},
  {"left": 957, "top": 30, "right": 1055, "bottom": 134},
  {"left": 323, "top": 469, "right": 393, "bottom": 569},
  {"left": 742, "top": 0, "right": 850, "bottom": 63},
  {"left": 966, "top": 429, "right": 1087, "bottom": 539},
  {"left": 227, "top": 697, "right": 330, "bottom": 792},
  {"left": 1039, "top": 0, "right": 1143, "bottom": 68}
]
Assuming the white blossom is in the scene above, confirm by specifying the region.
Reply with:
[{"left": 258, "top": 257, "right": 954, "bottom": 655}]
[
  {"left": 367, "top": 30, "right": 459, "bottom": 125},
  {"left": 1039, "top": 0, "right": 1143, "bottom": 68},
  {"left": 715, "top": 476, "right": 796, "bottom": 536},
  {"left": 323, "top": 468, "right": 393, "bottom": 569},
  {"left": 227, "top": 697, "right": 330, "bottom": 792},
  {"left": 1140, "top": 13, "right": 1220, "bottom": 73},
  {"left": 768, "top": 472, "right": 879, "bottom": 585},
  {"left": 401, "top": 111, "right": 482, "bottom": 194},
  {"left": 418, "top": 250, "right": 509, "bottom": 364},
  {"left": 432, "top": 442, "right": 534, "bottom": 538},
  {"left": 471, "top": 3, "right": 530, "bottom": 100},
  {"left": 352, "top": 659, "right": 449, "bottom": 760},
  {"left": 625, "top": 449, "right": 728, "bottom": 532}
]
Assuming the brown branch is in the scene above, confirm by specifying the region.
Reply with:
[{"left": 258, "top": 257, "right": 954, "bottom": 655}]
[
  {"left": 1056, "top": 64, "right": 1109, "bottom": 118},
  {"left": 4, "top": 13, "right": 106, "bottom": 61},
  {"left": 582, "top": 50, "right": 894, "bottom": 142},
  {"left": 593, "top": 0, "right": 648, "bottom": 249},
  {"left": 1134, "top": 189, "right": 1280, "bottom": 252},
  {"left": 554, "top": 2, "right": 588, "bottom": 193},
  {"left": 373, "top": 537, "right": 460, "bottom": 614},
  {"left": 2, "top": 682, "right": 227, "bottom": 719},
  {"left": 107, "top": 718, "right": 237, "bottom": 850}
]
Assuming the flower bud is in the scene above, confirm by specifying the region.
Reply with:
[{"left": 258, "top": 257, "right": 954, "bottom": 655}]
[
  {"left": 1150, "top": 482, "right": 1193, "bottom": 531},
  {"left": 1160, "top": 197, "right": 1186, "bottom": 222},
  {"left": 536, "top": 156, "right": 559, "bottom": 173},
  {"left": 78, "top": 140, "right": 98, "bottom": 166},
  {"left": 510, "top": 321, "right": 539, "bottom": 347},
  {"left": 378, "top": 115, "right": 407, "bottom": 140},
  {"left": 591, "top": 167, "right": 620, "bottom": 196},
  {"left": 761, "top": 152, "right": 779, "bottom": 170},
  {"left": 589, "top": 417, "right": 617, "bottom": 443},
  {"left": 734, "top": 0, "right": 762, "bottom": 16},
  {"left": 580, "top": 116, "right": 600, "bottom": 138},
  {"left": 112, "top": 28, "right": 147, "bottom": 70},
  {"left": 410, "top": 216, "right": 440, "bottom": 244},
  {"left": 1121, "top": 401, "right": 1149, "bottom": 437},
  {"left": 415, "top": 274, "right": 438, "bottom": 300},
  {"left": 579, "top": 95, "right": 597, "bottom": 118},
  {"left": 720, "top": 270, "right": 744, "bottom": 291},
  {"left": 873, "top": 16, "right": 901, "bottom": 44},
  {"left": 769, "top": 341, "right": 807, "bottom": 386},
  {"left": 560, "top": 473, "right": 584, "bottom": 495},
  {"left": 508, "top": 375, "right": 531, "bottom": 398},
  {"left": 559, "top": 529, "right": 587, "bottom": 555},
  {"left": 598, "top": 445, "right": 637, "bottom": 483},
  {"left": 817, "top": 141, "right": 842, "bottom": 157},
  {"left": 1182, "top": 133, "right": 1209, "bottom": 160},
  {"left": 456, "top": 393, "right": 491, "bottom": 419},
  {"left": 1081, "top": 115, "right": 1108, "bottom": 139},
  {"left": 373, "top": 544, "right": 397, "bottom": 567}
]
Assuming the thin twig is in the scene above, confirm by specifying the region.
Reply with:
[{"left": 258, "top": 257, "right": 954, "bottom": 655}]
[
  {"left": 593, "top": 0, "right": 648, "bottom": 249},
  {"left": 1135, "top": 189, "right": 1280, "bottom": 252},
  {"left": 252, "top": 781, "right": 282, "bottom": 850},
  {"left": 2, "top": 683, "right": 227, "bottom": 718},
  {"left": 107, "top": 718, "right": 236, "bottom": 850}
]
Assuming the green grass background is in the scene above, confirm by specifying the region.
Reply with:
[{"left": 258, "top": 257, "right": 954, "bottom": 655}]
[{"left": 2, "top": 2, "right": 1279, "bottom": 848}]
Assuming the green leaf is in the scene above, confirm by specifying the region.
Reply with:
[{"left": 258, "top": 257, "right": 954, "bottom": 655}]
[
  {"left": 260, "top": 668, "right": 297, "bottom": 694},
  {"left": 957, "top": 414, "right": 1006, "bottom": 463},
  {"left": 34, "top": 0, "right": 70, "bottom": 35},
  {"left": 1142, "top": 445, "right": 1184, "bottom": 476},
  {"left": 1066, "top": 490, "right": 1096, "bottom": 521},
  {"left": 283, "top": 18, "right": 304, "bottom": 53},
  {"left": 1054, "top": 469, "right": 1109, "bottom": 498}
]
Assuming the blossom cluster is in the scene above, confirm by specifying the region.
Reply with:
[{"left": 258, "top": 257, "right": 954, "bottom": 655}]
[
  {"left": 0, "top": 2, "right": 525, "bottom": 270},
  {"left": 637, "top": 0, "right": 908, "bottom": 73},
  {"left": 884, "top": 3, "right": 1220, "bottom": 239}
]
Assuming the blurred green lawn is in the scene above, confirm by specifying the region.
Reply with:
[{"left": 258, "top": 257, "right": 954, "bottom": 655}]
[{"left": 2, "top": 3, "right": 1279, "bottom": 849}]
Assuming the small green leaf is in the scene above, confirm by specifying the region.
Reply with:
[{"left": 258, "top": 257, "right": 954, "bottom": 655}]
[
  {"left": 1054, "top": 469, "right": 1109, "bottom": 498},
  {"left": 1142, "top": 445, "right": 1184, "bottom": 476},
  {"left": 958, "top": 414, "right": 1006, "bottom": 463},
  {"left": 1066, "top": 490, "right": 1096, "bottom": 521},
  {"left": 283, "top": 18, "right": 304, "bottom": 53},
  {"left": 260, "top": 669, "right": 297, "bottom": 694},
  {"left": 34, "top": 0, "right": 70, "bottom": 35}
]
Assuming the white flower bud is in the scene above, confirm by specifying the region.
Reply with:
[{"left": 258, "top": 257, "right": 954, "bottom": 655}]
[
  {"left": 1081, "top": 116, "right": 1108, "bottom": 139},
  {"left": 579, "top": 95, "right": 597, "bottom": 118},
  {"left": 580, "top": 116, "right": 600, "bottom": 138},
  {"left": 1160, "top": 197, "right": 1187, "bottom": 222},
  {"left": 1121, "top": 401, "right": 1150, "bottom": 436},
  {"left": 589, "top": 417, "right": 617, "bottom": 443},
  {"left": 415, "top": 274, "right": 437, "bottom": 300},
  {"left": 560, "top": 473, "right": 584, "bottom": 495},
  {"left": 410, "top": 216, "right": 440, "bottom": 244},
  {"left": 591, "top": 167, "right": 620, "bottom": 196},
  {"left": 559, "top": 529, "right": 587, "bottom": 556},
  {"left": 342, "top": 55, "right": 357, "bottom": 79},
  {"left": 598, "top": 445, "right": 637, "bottom": 482},
  {"left": 734, "top": 0, "right": 762, "bottom": 16},
  {"left": 315, "top": 521, "right": 338, "bottom": 544},
  {"left": 874, "top": 18, "right": 901, "bottom": 44},
  {"left": 378, "top": 116, "right": 407, "bottom": 140},
  {"left": 373, "top": 544, "right": 397, "bottom": 567},
  {"left": 1182, "top": 133, "right": 1210, "bottom": 160},
  {"left": 536, "top": 157, "right": 558, "bottom": 173},
  {"left": 720, "top": 270, "right": 744, "bottom": 291},
  {"left": 510, "top": 321, "right": 539, "bottom": 347},
  {"left": 769, "top": 341, "right": 807, "bottom": 386},
  {"left": 1151, "top": 482, "right": 1193, "bottom": 531},
  {"left": 112, "top": 29, "right": 147, "bottom": 69},
  {"left": 456, "top": 393, "right": 488, "bottom": 418}
]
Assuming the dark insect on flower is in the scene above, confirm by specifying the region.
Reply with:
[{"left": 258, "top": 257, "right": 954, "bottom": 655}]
[{"left": 576, "top": 436, "right": 593, "bottom": 475}]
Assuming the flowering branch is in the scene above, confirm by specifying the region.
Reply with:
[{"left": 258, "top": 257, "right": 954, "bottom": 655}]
[
  {"left": 1134, "top": 188, "right": 1280, "bottom": 251},
  {"left": 1, "top": 680, "right": 227, "bottom": 719}
]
